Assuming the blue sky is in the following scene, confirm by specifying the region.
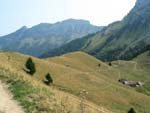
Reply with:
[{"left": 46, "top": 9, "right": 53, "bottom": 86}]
[{"left": 0, "top": 0, "right": 136, "bottom": 36}]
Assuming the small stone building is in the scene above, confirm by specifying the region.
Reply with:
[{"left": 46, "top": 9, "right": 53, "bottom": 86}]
[{"left": 118, "top": 79, "right": 144, "bottom": 87}]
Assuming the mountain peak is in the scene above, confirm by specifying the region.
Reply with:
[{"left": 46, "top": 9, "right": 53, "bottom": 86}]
[
  {"left": 60, "top": 19, "right": 90, "bottom": 25},
  {"left": 14, "top": 26, "right": 27, "bottom": 33},
  {"left": 20, "top": 26, "right": 27, "bottom": 30}
]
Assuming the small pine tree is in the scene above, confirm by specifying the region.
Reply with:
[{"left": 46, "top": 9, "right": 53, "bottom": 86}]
[
  {"left": 98, "top": 63, "right": 101, "bottom": 67},
  {"left": 44, "top": 73, "right": 53, "bottom": 85},
  {"left": 25, "top": 57, "right": 36, "bottom": 75},
  {"left": 108, "top": 62, "right": 112, "bottom": 66},
  {"left": 128, "top": 108, "right": 136, "bottom": 113}
]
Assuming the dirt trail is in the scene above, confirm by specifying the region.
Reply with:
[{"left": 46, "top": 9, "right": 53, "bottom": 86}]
[{"left": 0, "top": 81, "right": 24, "bottom": 113}]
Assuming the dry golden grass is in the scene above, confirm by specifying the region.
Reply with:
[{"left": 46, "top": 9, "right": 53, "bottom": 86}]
[
  {"left": 0, "top": 51, "right": 113, "bottom": 113},
  {"left": 0, "top": 51, "right": 150, "bottom": 113}
]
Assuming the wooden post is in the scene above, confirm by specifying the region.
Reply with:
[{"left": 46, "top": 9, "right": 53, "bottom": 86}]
[{"left": 80, "top": 89, "right": 88, "bottom": 113}]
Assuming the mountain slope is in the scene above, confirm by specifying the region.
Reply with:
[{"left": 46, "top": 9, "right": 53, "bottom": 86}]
[
  {"left": 42, "top": 0, "right": 150, "bottom": 61},
  {"left": 0, "top": 51, "right": 150, "bottom": 113},
  {"left": 0, "top": 19, "right": 102, "bottom": 57}
]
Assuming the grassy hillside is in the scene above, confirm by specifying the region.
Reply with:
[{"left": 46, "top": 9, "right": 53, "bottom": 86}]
[
  {"left": 0, "top": 51, "right": 150, "bottom": 113},
  {"left": 112, "top": 51, "right": 150, "bottom": 96},
  {"left": 134, "top": 51, "right": 150, "bottom": 72},
  {"left": 0, "top": 61, "right": 113, "bottom": 113},
  {"left": 0, "top": 68, "right": 113, "bottom": 113}
]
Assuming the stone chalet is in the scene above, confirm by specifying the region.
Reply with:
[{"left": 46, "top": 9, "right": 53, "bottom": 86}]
[{"left": 118, "top": 79, "right": 145, "bottom": 87}]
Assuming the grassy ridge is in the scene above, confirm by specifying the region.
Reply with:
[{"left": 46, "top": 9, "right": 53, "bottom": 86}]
[
  {"left": 0, "top": 51, "right": 150, "bottom": 113},
  {"left": 0, "top": 57, "right": 112, "bottom": 113},
  {"left": 47, "top": 52, "right": 150, "bottom": 113}
]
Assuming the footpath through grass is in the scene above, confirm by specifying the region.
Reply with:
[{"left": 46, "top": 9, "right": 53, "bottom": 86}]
[{"left": 0, "top": 68, "right": 71, "bottom": 113}]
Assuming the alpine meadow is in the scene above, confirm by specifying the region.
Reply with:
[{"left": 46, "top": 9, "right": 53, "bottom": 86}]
[{"left": 0, "top": 0, "right": 150, "bottom": 113}]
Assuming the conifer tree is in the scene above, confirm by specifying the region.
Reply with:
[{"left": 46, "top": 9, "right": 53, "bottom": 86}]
[
  {"left": 128, "top": 108, "right": 136, "bottom": 113},
  {"left": 25, "top": 57, "right": 36, "bottom": 75},
  {"left": 44, "top": 73, "right": 53, "bottom": 85}
]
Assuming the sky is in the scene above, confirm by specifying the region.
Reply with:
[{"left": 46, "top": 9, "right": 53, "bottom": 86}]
[{"left": 0, "top": 0, "right": 136, "bottom": 36}]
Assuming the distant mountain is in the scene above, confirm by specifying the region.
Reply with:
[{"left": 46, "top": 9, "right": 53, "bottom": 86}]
[
  {"left": 42, "top": 0, "right": 150, "bottom": 61},
  {"left": 0, "top": 19, "right": 102, "bottom": 56}
]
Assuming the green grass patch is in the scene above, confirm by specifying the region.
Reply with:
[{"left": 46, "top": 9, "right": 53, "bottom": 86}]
[{"left": 0, "top": 68, "right": 60, "bottom": 113}]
